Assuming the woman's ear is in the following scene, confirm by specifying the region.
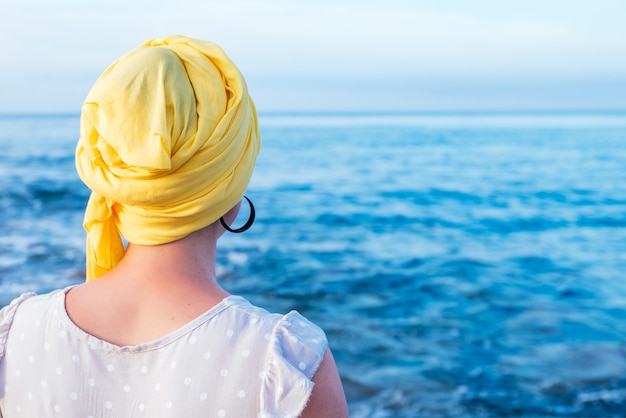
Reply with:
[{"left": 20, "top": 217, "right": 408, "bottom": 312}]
[{"left": 218, "top": 201, "right": 242, "bottom": 233}]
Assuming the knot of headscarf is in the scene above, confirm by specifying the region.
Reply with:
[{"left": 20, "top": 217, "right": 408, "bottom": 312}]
[{"left": 75, "top": 35, "right": 261, "bottom": 281}]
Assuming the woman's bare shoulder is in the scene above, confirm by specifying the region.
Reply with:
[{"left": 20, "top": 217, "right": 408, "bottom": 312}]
[{"left": 300, "top": 348, "right": 349, "bottom": 418}]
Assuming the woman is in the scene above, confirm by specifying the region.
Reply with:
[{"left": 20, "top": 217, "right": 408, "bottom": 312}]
[{"left": 0, "top": 35, "right": 348, "bottom": 417}]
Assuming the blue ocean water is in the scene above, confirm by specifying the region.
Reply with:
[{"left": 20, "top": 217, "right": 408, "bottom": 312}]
[{"left": 1, "top": 111, "right": 626, "bottom": 417}]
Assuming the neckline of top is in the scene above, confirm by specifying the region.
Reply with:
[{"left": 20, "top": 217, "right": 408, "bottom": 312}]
[{"left": 57, "top": 286, "right": 245, "bottom": 353}]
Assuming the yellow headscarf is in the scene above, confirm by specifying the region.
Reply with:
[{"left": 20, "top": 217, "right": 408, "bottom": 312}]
[{"left": 75, "top": 35, "right": 261, "bottom": 281}]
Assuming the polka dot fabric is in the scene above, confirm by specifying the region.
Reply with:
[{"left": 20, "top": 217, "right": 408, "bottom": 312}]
[
  {"left": 0, "top": 293, "right": 36, "bottom": 364},
  {"left": 0, "top": 288, "right": 327, "bottom": 417}
]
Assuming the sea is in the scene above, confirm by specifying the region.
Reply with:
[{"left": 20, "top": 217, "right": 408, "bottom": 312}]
[{"left": 1, "top": 111, "right": 626, "bottom": 417}]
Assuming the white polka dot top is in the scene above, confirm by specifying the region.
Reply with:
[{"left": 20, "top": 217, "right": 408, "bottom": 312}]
[{"left": 0, "top": 288, "right": 328, "bottom": 417}]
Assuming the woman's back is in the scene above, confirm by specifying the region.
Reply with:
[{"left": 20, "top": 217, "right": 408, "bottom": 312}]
[{"left": 0, "top": 288, "right": 327, "bottom": 417}]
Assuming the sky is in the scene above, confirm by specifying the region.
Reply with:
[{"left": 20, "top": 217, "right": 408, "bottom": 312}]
[{"left": 1, "top": 0, "right": 626, "bottom": 113}]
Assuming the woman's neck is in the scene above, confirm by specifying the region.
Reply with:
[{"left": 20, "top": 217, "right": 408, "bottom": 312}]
[{"left": 65, "top": 223, "right": 230, "bottom": 346}]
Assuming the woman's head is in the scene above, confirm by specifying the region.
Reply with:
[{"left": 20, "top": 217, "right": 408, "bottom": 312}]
[{"left": 75, "top": 35, "right": 261, "bottom": 281}]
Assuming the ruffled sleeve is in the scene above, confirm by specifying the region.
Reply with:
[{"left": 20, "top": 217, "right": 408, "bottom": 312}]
[
  {"left": 0, "top": 293, "right": 36, "bottom": 362},
  {"left": 260, "top": 311, "right": 328, "bottom": 418}
]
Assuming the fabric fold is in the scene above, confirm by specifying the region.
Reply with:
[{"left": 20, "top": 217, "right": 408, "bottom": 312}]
[
  {"left": 260, "top": 311, "right": 328, "bottom": 417},
  {"left": 0, "top": 293, "right": 36, "bottom": 362}
]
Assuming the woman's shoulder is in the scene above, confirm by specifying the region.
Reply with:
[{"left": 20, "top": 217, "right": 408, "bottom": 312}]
[
  {"left": 1, "top": 287, "right": 69, "bottom": 317},
  {"left": 0, "top": 290, "right": 45, "bottom": 325},
  {"left": 222, "top": 296, "right": 327, "bottom": 346},
  {"left": 223, "top": 296, "right": 331, "bottom": 417},
  {"left": 220, "top": 295, "right": 328, "bottom": 377},
  {"left": 0, "top": 287, "right": 73, "bottom": 351},
  {"left": 0, "top": 291, "right": 39, "bottom": 361}
]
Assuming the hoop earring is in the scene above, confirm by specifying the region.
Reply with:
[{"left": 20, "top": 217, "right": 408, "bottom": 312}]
[{"left": 220, "top": 196, "right": 255, "bottom": 233}]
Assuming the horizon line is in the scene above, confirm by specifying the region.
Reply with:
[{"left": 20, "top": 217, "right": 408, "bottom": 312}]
[{"left": 1, "top": 108, "right": 626, "bottom": 118}]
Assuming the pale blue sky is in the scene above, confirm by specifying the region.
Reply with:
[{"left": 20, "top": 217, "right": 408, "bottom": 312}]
[{"left": 1, "top": 0, "right": 625, "bottom": 112}]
